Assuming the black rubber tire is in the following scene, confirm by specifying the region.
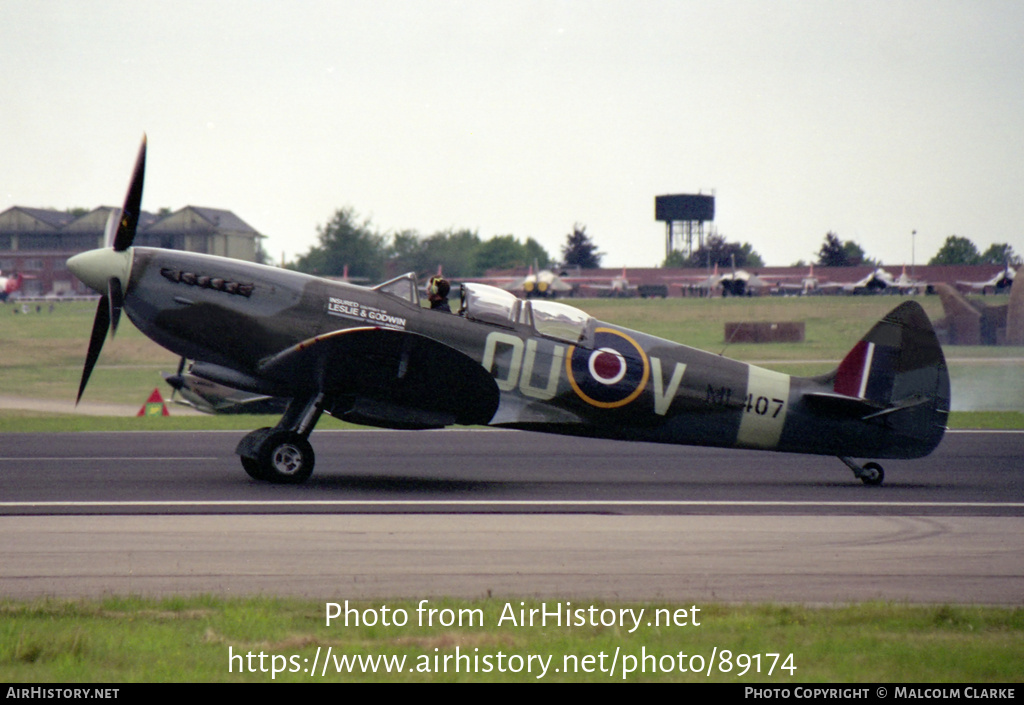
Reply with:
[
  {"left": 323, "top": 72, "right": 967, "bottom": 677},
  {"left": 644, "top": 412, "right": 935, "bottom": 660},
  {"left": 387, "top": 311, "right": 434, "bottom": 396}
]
[
  {"left": 241, "top": 456, "right": 268, "bottom": 481},
  {"left": 860, "top": 461, "right": 884, "bottom": 486},
  {"left": 256, "top": 431, "right": 315, "bottom": 484}
]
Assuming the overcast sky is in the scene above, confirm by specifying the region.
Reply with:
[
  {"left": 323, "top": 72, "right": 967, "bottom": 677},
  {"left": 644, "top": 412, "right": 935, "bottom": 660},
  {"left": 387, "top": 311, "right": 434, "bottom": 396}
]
[{"left": 3, "top": 0, "right": 1022, "bottom": 269}]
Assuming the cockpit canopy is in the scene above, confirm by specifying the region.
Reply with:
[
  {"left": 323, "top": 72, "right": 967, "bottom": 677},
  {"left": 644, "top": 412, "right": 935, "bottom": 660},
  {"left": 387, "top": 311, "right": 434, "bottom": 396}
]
[
  {"left": 373, "top": 272, "right": 420, "bottom": 304},
  {"left": 374, "top": 275, "right": 594, "bottom": 343},
  {"left": 527, "top": 299, "right": 592, "bottom": 343},
  {"left": 460, "top": 282, "right": 591, "bottom": 343},
  {"left": 460, "top": 283, "right": 518, "bottom": 326}
]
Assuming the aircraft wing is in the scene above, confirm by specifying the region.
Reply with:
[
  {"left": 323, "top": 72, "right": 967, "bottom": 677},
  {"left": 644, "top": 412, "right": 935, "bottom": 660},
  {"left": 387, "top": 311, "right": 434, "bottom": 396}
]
[{"left": 257, "top": 326, "right": 500, "bottom": 428}]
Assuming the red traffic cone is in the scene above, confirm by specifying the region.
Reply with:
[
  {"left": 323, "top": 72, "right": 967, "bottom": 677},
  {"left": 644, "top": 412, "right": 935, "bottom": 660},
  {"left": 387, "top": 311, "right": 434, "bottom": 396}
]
[{"left": 137, "top": 388, "right": 170, "bottom": 417}]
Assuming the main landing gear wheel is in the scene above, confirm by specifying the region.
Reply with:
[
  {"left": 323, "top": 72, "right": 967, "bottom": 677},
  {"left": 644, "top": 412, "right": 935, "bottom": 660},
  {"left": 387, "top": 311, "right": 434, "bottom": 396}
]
[
  {"left": 838, "top": 456, "right": 885, "bottom": 486},
  {"left": 237, "top": 428, "right": 315, "bottom": 484},
  {"left": 257, "top": 431, "right": 315, "bottom": 484},
  {"left": 236, "top": 394, "right": 324, "bottom": 484}
]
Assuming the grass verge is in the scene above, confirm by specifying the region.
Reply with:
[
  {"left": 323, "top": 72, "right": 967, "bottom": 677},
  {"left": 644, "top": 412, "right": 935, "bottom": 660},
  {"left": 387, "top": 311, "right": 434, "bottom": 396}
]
[{"left": 1, "top": 597, "right": 1020, "bottom": 682}]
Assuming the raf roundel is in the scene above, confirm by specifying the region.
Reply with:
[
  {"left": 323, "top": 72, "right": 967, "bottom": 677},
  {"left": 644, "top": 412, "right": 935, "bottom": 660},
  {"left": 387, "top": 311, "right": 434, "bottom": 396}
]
[
  {"left": 567, "top": 328, "right": 650, "bottom": 408},
  {"left": 589, "top": 347, "right": 627, "bottom": 385}
]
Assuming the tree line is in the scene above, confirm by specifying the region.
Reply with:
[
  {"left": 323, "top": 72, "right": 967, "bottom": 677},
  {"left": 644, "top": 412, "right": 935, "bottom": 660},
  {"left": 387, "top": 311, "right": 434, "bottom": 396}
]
[
  {"left": 664, "top": 233, "right": 764, "bottom": 269},
  {"left": 292, "top": 209, "right": 607, "bottom": 280},
  {"left": 926, "top": 235, "right": 1020, "bottom": 267},
  {"left": 814, "top": 231, "right": 1019, "bottom": 268},
  {"left": 669, "top": 231, "right": 1020, "bottom": 270},
  {"left": 292, "top": 207, "right": 549, "bottom": 280},
  {"left": 290, "top": 206, "right": 1019, "bottom": 279}
]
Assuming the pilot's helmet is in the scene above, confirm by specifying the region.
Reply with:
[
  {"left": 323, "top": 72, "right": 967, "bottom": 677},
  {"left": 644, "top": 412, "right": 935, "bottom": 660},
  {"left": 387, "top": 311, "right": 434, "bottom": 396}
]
[{"left": 428, "top": 275, "right": 450, "bottom": 299}]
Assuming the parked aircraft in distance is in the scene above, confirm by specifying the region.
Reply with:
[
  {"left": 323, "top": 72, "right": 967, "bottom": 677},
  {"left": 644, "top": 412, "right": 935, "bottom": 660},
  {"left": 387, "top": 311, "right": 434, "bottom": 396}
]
[
  {"left": 68, "top": 137, "right": 951, "bottom": 485},
  {"left": 681, "top": 257, "right": 770, "bottom": 297},
  {"left": 0, "top": 271, "right": 25, "bottom": 301},
  {"left": 505, "top": 268, "right": 574, "bottom": 298},
  {"left": 578, "top": 268, "right": 637, "bottom": 298},
  {"left": 890, "top": 266, "right": 927, "bottom": 295},
  {"left": 958, "top": 266, "right": 1016, "bottom": 295},
  {"left": 774, "top": 264, "right": 820, "bottom": 295},
  {"left": 717, "top": 268, "right": 770, "bottom": 297},
  {"left": 818, "top": 267, "right": 896, "bottom": 294}
]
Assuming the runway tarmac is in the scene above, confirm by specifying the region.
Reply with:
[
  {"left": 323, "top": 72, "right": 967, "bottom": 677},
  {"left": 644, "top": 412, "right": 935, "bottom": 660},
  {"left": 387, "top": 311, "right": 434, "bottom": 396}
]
[{"left": 1, "top": 428, "right": 1022, "bottom": 603}]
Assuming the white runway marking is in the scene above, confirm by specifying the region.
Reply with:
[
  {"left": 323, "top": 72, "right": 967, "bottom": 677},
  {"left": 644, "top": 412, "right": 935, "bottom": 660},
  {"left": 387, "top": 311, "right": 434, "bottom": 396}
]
[
  {"left": 3, "top": 500, "right": 1023, "bottom": 509},
  {"left": 0, "top": 457, "right": 218, "bottom": 461}
]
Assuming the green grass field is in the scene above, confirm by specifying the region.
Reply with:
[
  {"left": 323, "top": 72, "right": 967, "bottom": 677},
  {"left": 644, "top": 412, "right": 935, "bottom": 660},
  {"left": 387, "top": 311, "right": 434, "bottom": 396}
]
[
  {"left": 1, "top": 598, "right": 1020, "bottom": 683},
  {"left": 1, "top": 301, "right": 179, "bottom": 403}
]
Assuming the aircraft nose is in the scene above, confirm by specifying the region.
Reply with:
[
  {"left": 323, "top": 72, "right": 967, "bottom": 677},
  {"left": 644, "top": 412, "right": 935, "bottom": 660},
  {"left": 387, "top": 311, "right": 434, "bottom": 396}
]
[{"left": 67, "top": 248, "right": 133, "bottom": 295}]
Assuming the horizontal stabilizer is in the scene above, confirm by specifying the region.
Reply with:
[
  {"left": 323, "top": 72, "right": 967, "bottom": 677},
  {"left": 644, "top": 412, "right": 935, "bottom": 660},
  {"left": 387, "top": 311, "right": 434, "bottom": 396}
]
[
  {"left": 803, "top": 391, "right": 884, "bottom": 417},
  {"left": 803, "top": 391, "right": 930, "bottom": 421},
  {"left": 860, "top": 394, "right": 930, "bottom": 421}
]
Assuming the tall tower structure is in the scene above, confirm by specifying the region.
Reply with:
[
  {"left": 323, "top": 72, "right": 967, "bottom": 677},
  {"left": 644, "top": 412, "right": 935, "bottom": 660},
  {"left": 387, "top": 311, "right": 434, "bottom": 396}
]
[{"left": 655, "top": 194, "right": 715, "bottom": 261}]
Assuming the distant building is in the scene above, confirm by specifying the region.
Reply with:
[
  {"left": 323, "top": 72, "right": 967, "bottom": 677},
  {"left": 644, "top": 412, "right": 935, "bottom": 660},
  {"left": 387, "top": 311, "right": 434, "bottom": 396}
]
[{"left": 0, "top": 206, "right": 263, "bottom": 297}]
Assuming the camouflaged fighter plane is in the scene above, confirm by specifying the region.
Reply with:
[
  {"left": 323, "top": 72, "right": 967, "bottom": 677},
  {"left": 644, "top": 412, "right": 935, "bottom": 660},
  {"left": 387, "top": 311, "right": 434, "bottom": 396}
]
[{"left": 68, "top": 138, "right": 951, "bottom": 485}]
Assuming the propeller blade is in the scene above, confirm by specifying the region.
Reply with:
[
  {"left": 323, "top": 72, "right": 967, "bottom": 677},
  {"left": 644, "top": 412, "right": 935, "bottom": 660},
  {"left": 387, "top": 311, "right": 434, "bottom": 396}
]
[
  {"left": 112, "top": 135, "right": 147, "bottom": 252},
  {"left": 108, "top": 277, "right": 123, "bottom": 337},
  {"left": 102, "top": 207, "right": 122, "bottom": 249},
  {"left": 76, "top": 294, "right": 111, "bottom": 405}
]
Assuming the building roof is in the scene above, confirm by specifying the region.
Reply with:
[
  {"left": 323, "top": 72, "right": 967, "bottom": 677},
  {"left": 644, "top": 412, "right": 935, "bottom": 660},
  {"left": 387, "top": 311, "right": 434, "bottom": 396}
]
[
  {"left": 185, "top": 207, "right": 258, "bottom": 233},
  {"left": 0, "top": 205, "right": 259, "bottom": 238},
  {"left": 2, "top": 207, "right": 77, "bottom": 230},
  {"left": 146, "top": 206, "right": 260, "bottom": 234}
]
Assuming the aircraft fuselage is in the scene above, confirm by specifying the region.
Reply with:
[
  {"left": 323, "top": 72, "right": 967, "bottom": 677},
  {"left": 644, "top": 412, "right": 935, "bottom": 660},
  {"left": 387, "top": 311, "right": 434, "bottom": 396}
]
[{"left": 121, "top": 247, "right": 944, "bottom": 461}]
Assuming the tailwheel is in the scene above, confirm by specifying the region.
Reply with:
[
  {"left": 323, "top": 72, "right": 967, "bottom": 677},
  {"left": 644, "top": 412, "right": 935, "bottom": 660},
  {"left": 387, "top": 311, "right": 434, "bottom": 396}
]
[
  {"left": 838, "top": 456, "right": 885, "bottom": 486},
  {"left": 859, "top": 462, "right": 884, "bottom": 486}
]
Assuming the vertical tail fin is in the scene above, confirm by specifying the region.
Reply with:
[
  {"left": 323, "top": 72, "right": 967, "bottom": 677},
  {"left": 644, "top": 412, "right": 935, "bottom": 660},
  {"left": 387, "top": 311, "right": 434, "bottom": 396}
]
[{"left": 831, "top": 301, "right": 950, "bottom": 454}]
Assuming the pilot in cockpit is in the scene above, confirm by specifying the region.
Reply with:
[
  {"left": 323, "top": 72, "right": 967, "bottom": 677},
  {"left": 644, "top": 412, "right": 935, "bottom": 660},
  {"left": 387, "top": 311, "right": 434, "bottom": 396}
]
[{"left": 427, "top": 276, "right": 451, "bottom": 312}]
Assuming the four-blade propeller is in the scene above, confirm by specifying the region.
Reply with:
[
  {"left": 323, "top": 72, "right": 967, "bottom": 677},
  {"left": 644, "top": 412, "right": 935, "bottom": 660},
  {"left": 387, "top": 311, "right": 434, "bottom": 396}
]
[{"left": 74, "top": 135, "right": 146, "bottom": 404}]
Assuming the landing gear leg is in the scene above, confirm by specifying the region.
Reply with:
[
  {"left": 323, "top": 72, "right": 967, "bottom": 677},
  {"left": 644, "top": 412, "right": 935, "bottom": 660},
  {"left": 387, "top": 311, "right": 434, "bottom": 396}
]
[
  {"left": 838, "top": 456, "right": 885, "bottom": 486},
  {"left": 236, "top": 393, "right": 324, "bottom": 484}
]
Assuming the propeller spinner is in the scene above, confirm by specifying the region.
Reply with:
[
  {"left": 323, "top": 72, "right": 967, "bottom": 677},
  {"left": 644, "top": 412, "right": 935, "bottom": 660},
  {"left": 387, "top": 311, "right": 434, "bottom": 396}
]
[{"left": 67, "top": 135, "right": 147, "bottom": 404}]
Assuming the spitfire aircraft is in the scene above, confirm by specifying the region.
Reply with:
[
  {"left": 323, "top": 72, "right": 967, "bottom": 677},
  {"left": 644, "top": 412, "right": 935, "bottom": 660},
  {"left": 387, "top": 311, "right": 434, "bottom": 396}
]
[{"left": 68, "top": 138, "right": 951, "bottom": 485}]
